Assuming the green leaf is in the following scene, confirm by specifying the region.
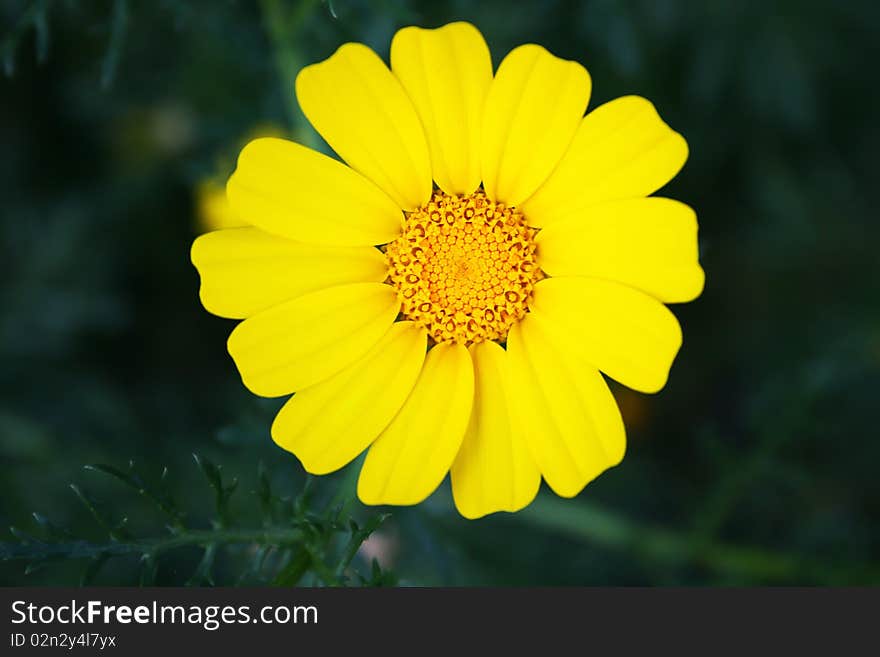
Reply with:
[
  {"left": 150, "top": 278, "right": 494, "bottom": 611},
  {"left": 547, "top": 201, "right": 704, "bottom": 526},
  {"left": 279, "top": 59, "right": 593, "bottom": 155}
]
[
  {"left": 334, "top": 513, "right": 389, "bottom": 581},
  {"left": 70, "top": 484, "right": 132, "bottom": 542},
  {"left": 31, "top": 513, "right": 71, "bottom": 540},
  {"left": 257, "top": 460, "right": 272, "bottom": 526},
  {"left": 272, "top": 548, "right": 312, "bottom": 587},
  {"left": 187, "top": 544, "right": 217, "bottom": 587},
  {"left": 84, "top": 462, "right": 185, "bottom": 531},
  {"left": 4, "top": 458, "right": 398, "bottom": 587},
  {"left": 192, "top": 453, "right": 238, "bottom": 528}
]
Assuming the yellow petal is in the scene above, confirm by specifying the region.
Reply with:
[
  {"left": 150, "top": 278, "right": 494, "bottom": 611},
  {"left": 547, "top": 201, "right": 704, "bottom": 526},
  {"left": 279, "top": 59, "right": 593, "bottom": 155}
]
[
  {"left": 506, "top": 315, "right": 625, "bottom": 498},
  {"left": 296, "top": 43, "right": 432, "bottom": 210},
  {"left": 196, "top": 180, "right": 248, "bottom": 232},
  {"left": 529, "top": 277, "right": 683, "bottom": 393},
  {"left": 391, "top": 22, "right": 492, "bottom": 196},
  {"left": 481, "top": 44, "right": 591, "bottom": 207},
  {"left": 191, "top": 227, "right": 389, "bottom": 319},
  {"left": 226, "top": 138, "right": 402, "bottom": 247},
  {"left": 272, "top": 322, "right": 427, "bottom": 475},
  {"left": 451, "top": 341, "right": 540, "bottom": 519},
  {"left": 521, "top": 95, "right": 688, "bottom": 227},
  {"left": 358, "top": 343, "right": 474, "bottom": 506},
  {"left": 227, "top": 282, "right": 399, "bottom": 397},
  {"left": 536, "top": 198, "right": 704, "bottom": 303}
]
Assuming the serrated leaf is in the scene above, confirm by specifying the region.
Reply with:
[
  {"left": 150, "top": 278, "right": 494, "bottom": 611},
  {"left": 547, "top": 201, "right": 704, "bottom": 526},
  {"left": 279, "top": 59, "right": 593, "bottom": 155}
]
[
  {"left": 5, "top": 459, "right": 398, "bottom": 587},
  {"left": 193, "top": 453, "right": 237, "bottom": 527},
  {"left": 294, "top": 475, "right": 315, "bottom": 516},
  {"left": 334, "top": 513, "right": 390, "bottom": 580},
  {"left": 84, "top": 463, "right": 184, "bottom": 530},
  {"left": 70, "top": 484, "right": 132, "bottom": 542},
  {"left": 193, "top": 453, "right": 221, "bottom": 489},
  {"left": 85, "top": 463, "right": 143, "bottom": 490},
  {"left": 32, "top": 512, "right": 71, "bottom": 540}
]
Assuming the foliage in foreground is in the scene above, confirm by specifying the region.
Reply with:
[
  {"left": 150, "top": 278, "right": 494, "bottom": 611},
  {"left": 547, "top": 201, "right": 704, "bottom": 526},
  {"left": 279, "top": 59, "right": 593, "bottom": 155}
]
[{"left": 0, "top": 456, "right": 394, "bottom": 587}]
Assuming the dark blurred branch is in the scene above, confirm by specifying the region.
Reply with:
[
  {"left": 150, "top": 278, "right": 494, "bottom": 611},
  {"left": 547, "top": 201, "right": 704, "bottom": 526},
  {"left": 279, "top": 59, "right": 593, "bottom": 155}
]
[
  {"left": 100, "top": 0, "right": 129, "bottom": 89},
  {"left": 2, "top": 0, "right": 52, "bottom": 75},
  {"left": 259, "top": 0, "right": 322, "bottom": 145},
  {"left": 518, "top": 494, "right": 880, "bottom": 585},
  {"left": 0, "top": 527, "right": 305, "bottom": 562}
]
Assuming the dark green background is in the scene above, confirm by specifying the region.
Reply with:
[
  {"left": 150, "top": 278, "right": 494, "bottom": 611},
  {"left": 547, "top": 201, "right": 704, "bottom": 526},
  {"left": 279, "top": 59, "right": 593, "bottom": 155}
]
[{"left": 2, "top": 0, "right": 878, "bottom": 585}]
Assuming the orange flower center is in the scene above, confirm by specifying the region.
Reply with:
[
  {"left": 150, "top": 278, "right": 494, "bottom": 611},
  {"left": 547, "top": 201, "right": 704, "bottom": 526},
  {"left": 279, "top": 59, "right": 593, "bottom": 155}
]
[{"left": 386, "top": 190, "right": 541, "bottom": 344}]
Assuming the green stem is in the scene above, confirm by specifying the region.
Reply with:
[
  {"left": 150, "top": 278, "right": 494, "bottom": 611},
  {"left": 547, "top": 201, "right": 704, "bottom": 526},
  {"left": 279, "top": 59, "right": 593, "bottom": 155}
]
[
  {"left": 259, "top": 0, "right": 321, "bottom": 146},
  {"left": 271, "top": 547, "right": 312, "bottom": 586},
  {"left": 690, "top": 392, "right": 815, "bottom": 542},
  {"left": 517, "top": 494, "right": 880, "bottom": 584},
  {"left": 329, "top": 453, "right": 365, "bottom": 515},
  {"left": 1, "top": 527, "right": 305, "bottom": 562}
]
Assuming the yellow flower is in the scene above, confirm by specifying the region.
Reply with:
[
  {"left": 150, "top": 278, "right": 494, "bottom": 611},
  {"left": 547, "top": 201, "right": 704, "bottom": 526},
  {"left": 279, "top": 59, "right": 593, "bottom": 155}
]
[
  {"left": 191, "top": 22, "right": 703, "bottom": 519},
  {"left": 196, "top": 180, "right": 249, "bottom": 232},
  {"left": 195, "top": 124, "right": 286, "bottom": 233}
]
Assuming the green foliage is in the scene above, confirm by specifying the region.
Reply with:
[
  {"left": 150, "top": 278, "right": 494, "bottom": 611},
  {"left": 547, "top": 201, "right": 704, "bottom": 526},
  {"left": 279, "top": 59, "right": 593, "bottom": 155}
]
[
  {"left": 1, "top": 457, "right": 393, "bottom": 587},
  {"left": 1, "top": 0, "right": 52, "bottom": 76}
]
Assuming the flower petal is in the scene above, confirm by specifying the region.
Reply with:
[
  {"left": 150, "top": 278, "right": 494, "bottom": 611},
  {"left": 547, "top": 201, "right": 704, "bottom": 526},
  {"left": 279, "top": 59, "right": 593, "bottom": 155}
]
[
  {"left": 481, "top": 44, "right": 591, "bottom": 207},
  {"left": 506, "top": 315, "right": 625, "bottom": 498},
  {"left": 451, "top": 341, "right": 540, "bottom": 519},
  {"left": 226, "top": 138, "right": 402, "bottom": 246},
  {"left": 296, "top": 43, "right": 432, "bottom": 210},
  {"left": 529, "top": 277, "right": 683, "bottom": 393},
  {"left": 271, "top": 322, "right": 427, "bottom": 475},
  {"left": 391, "top": 22, "right": 492, "bottom": 196},
  {"left": 521, "top": 96, "right": 688, "bottom": 227},
  {"left": 358, "top": 343, "right": 474, "bottom": 506},
  {"left": 227, "top": 282, "right": 400, "bottom": 397},
  {"left": 191, "top": 227, "right": 389, "bottom": 319},
  {"left": 536, "top": 198, "right": 704, "bottom": 303}
]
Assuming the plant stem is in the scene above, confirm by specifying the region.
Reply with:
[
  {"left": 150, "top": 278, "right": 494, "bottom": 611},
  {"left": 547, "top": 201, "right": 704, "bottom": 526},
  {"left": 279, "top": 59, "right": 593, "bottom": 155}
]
[
  {"left": 259, "top": 0, "right": 321, "bottom": 146},
  {"left": 1, "top": 527, "right": 305, "bottom": 562},
  {"left": 517, "top": 494, "right": 880, "bottom": 584},
  {"left": 271, "top": 547, "right": 312, "bottom": 586}
]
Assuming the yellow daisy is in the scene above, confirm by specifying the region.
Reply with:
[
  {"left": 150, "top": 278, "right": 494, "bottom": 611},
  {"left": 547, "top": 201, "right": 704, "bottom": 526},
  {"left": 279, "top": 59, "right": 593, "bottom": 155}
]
[{"left": 191, "top": 22, "right": 703, "bottom": 519}]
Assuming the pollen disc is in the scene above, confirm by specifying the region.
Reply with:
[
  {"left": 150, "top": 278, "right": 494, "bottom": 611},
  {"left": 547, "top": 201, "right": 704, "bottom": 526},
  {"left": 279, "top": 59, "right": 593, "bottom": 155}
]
[{"left": 386, "top": 190, "right": 541, "bottom": 344}]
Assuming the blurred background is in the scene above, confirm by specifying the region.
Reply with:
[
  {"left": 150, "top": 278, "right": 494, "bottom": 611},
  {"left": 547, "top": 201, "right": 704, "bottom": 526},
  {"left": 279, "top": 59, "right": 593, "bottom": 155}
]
[{"left": 1, "top": 0, "right": 879, "bottom": 586}]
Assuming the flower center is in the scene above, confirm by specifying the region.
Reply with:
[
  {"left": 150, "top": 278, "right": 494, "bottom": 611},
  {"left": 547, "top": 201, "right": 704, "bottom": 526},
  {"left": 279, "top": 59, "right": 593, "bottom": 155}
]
[{"left": 386, "top": 190, "right": 541, "bottom": 345}]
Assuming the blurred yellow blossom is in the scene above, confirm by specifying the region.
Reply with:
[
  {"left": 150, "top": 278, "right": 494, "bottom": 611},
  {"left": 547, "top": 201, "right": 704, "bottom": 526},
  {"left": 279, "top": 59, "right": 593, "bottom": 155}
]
[
  {"left": 196, "top": 179, "right": 248, "bottom": 233},
  {"left": 195, "top": 124, "right": 285, "bottom": 233}
]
